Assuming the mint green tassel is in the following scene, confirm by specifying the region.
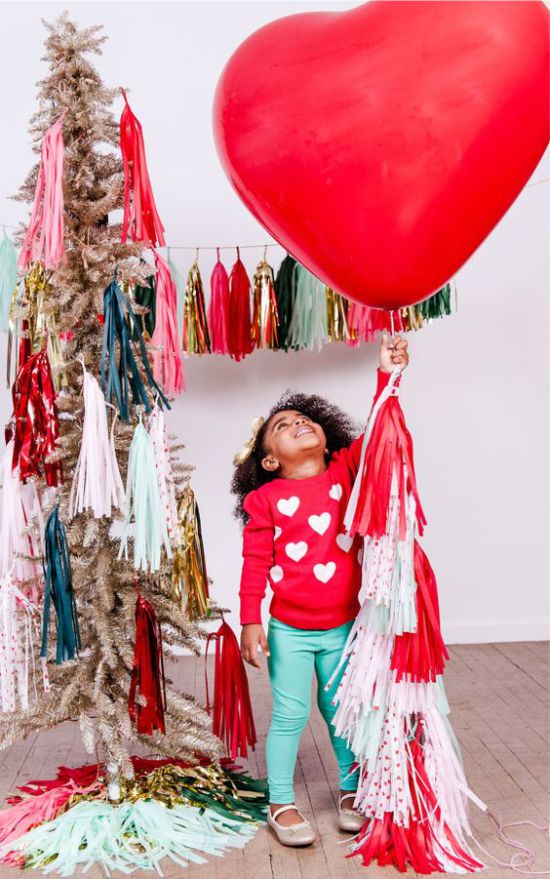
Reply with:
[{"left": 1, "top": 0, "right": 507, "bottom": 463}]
[
  {"left": 167, "top": 248, "right": 185, "bottom": 352},
  {"left": 287, "top": 265, "right": 328, "bottom": 352},
  {"left": 118, "top": 419, "right": 171, "bottom": 572},
  {"left": 3, "top": 799, "right": 260, "bottom": 875},
  {"left": 0, "top": 234, "right": 18, "bottom": 332}
]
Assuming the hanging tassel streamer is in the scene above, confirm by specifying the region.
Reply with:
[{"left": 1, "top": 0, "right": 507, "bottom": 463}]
[
  {"left": 208, "top": 250, "right": 230, "bottom": 354},
  {"left": 130, "top": 270, "right": 156, "bottom": 340},
  {"left": 41, "top": 506, "right": 80, "bottom": 665},
  {"left": 172, "top": 486, "right": 210, "bottom": 620},
  {"left": 69, "top": 366, "right": 125, "bottom": 519},
  {"left": 100, "top": 273, "right": 169, "bottom": 422},
  {"left": 18, "top": 112, "right": 67, "bottom": 271},
  {"left": 0, "top": 439, "right": 43, "bottom": 593},
  {"left": 167, "top": 248, "right": 185, "bottom": 352},
  {"left": 128, "top": 578, "right": 166, "bottom": 735},
  {"left": 119, "top": 91, "right": 165, "bottom": 248},
  {"left": 152, "top": 250, "right": 185, "bottom": 394},
  {"left": 118, "top": 418, "right": 172, "bottom": 573},
  {"left": 0, "top": 233, "right": 17, "bottom": 333},
  {"left": 147, "top": 405, "right": 178, "bottom": 543},
  {"left": 326, "top": 287, "right": 349, "bottom": 342},
  {"left": 12, "top": 348, "right": 62, "bottom": 487},
  {"left": 287, "top": 264, "right": 328, "bottom": 351},
  {"left": 0, "top": 571, "right": 41, "bottom": 712},
  {"left": 205, "top": 620, "right": 256, "bottom": 759},
  {"left": 227, "top": 250, "right": 253, "bottom": 361},
  {"left": 183, "top": 257, "right": 211, "bottom": 355},
  {"left": 274, "top": 254, "right": 297, "bottom": 351},
  {"left": 251, "top": 255, "right": 279, "bottom": 350}
]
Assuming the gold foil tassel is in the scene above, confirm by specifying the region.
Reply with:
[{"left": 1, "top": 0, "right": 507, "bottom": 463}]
[
  {"left": 252, "top": 254, "right": 279, "bottom": 349},
  {"left": 172, "top": 486, "right": 211, "bottom": 620},
  {"left": 326, "top": 287, "right": 349, "bottom": 342},
  {"left": 183, "top": 257, "right": 211, "bottom": 354}
]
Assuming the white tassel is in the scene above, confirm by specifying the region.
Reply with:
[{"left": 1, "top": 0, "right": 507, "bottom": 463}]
[
  {"left": 146, "top": 405, "right": 178, "bottom": 543},
  {"left": 0, "top": 570, "right": 41, "bottom": 712},
  {"left": 0, "top": 440, "right": 43, "bottom": 595},
  {"left": 118, "top": 419, "right": 172, "bottom": 572},
  {"left": 69, "top": 368, "right": 125, "bottom": 519}
]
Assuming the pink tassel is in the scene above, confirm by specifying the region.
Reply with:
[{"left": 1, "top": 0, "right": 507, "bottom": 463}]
[
  {"left": 120, "top": 91, "right": 166, "bottom": 248},
  {"left": 18, "top": 112, "right": 67, "bottom": 271},
  {"left": 208, "top": 250, "right": 230, "bottom": 354},
  {"left": 346, "top": 302, "right": 404, "bottom": 346},
  {"left": 151, "top": 250, "right": 185, "bottom": 395}
]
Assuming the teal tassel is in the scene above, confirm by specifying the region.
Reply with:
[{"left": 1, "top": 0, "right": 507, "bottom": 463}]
[
  {"left": 274, "top": 254, "right": 297, "bottom": 350},
  {"left": 131, "top": 267, "right": 156, "bottom": 339},
  {"left": 41, "top": 506, "right": 81, "bottom": 664},
  {"left": 3, "top": 799, "right": 260, "bottom": 874},
  {"left": 0, "top": 233, "right": 17, "bottom": 333},
  {"left": 101, "top": 273, "right": 169, "bottom": 422},
  {"left": 287, "top": 264, "right": 328, "bottom": 352},
  {"left": 118, "top": 420, "right": 171, "bottom": 572},
  {"left": 416, "top": 282, "right": 453, "bottom": 320}
]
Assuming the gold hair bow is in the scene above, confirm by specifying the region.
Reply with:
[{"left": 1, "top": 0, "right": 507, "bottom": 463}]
[{"left": 233, "top": 416, "right": 265, "bottom": 467}]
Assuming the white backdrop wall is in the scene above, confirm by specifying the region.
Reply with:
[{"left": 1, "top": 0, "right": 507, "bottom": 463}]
[{"left": 1, "top": 1, "right": 549, "bottom": 645}]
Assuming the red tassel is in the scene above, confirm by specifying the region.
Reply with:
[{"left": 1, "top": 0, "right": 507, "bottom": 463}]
[
  {"left": 349, "top": 723, "right": 485, "bottom": 874},
  {"left": 208, "top": 250, "right": 230, "bottom": 354},
  {"left": 348, "top": 391, "right": 426, "bottom": 540},
  {"left": 391, "top": 541, "right": 450, "bottom": 682},
  {"left": 11, "top": 349, "right": 62, "bottom": 486},
  {"left": 120, "top": 91, "right": 165, "bottom": 248},
  {"left": 128, "top": 578, "right": 166, "bottom": 735},
  {"left": 151, "top": 249, "right": 185, "bottom": 395},
  {"left": 204, "top": 619, "right": 256, "bottom": 759},
  {"left": 18, "top": 112, "right": 67, "bottom": 271},
  {"left": 227, "top": 249, "right": 254, "bottom": 361},
  {"left": 346, "top": 303, "right": 404, "bottom": 346}
]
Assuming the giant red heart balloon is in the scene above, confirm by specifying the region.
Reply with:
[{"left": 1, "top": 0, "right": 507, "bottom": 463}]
[{"left": 214, "top": 1, "right": 549, "bottom": 309}]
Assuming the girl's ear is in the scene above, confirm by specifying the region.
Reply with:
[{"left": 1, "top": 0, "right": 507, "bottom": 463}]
[{"left": 261, "top": 454, "right": 280, "bottom": 472}]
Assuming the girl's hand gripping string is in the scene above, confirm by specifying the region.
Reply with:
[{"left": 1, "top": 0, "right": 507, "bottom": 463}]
[{"left": 380, "top": 332, "right": 409, "bottom": 373}]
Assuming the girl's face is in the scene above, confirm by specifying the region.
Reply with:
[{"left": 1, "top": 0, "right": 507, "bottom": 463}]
[{"left": 261, "top": 409, "right": 327, "bottom": 473}]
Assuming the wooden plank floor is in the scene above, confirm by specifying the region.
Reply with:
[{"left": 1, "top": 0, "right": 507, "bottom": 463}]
[{"left": 0, "top": 641, "right": 548, "bottom": 878}]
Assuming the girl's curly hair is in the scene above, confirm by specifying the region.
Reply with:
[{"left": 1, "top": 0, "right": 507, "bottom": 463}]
[{"left": 230, "top": 390, "right": 360, "bottom": 525}]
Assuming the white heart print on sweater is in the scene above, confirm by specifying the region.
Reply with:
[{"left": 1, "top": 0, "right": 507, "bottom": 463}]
[
  {"left": 274, "top": 526, "right": 282, "bottom": 541},
  {"left": 308, "top": 512, "right": 331, "bottom": 535},
  {"left": 270, "top": 565, "right": 283, "bottom": 583},
  {"left": 336, "top": 533, "right": 353, "bottom": 553},
  {"left": 313, "top": 562, "right": 336, "bottom": 583},
  {"left": 277, "top": 496, "right": 300, "bottom": 517},
  {"left": 285, "top": 541, "right": 308, "bottom": 562},
  {"left": 329, "top": 483, "right": 343, "bottom": 501}
]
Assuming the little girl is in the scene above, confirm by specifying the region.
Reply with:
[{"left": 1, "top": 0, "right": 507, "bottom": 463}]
[{"left": 231, "top": 334, "right": 409, "bottom": 847}]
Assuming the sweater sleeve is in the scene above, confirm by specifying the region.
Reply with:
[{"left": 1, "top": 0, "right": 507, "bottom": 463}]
[
  {"left": 334, "top": 368, "right": 401, "bottom": 476},
  {"left": 239, "top": 488, "right": 274, "bottom": 626}
]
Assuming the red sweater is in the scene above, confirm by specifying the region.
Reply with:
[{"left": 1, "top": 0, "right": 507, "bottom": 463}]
[{"left": 239, "top": 369, "right": 394, "bottom": 629}]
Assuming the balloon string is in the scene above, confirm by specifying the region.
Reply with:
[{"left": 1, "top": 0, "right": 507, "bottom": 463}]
[{"left": 389, "top": 309, "right": 396, "bottom": 338}]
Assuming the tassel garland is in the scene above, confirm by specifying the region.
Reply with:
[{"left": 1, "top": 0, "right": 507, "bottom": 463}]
[
  {"left": 0, "top": 571, "right": 42, "bottom": 712},
  {"left": 118, "top": 419, "right": 172, "bottom": 573},
  {"left": 326, "top": 287, "right": 349, "bottom": 342},
  {"left": 205, "top": 620, "right": 257, "bottom": 759},
  {"left": 17, "top": 112, "right": 67, "bottom": 271},
  {"left": 274, "top": 254, "right": 297, "bottom": 350},
  {"left": 251, "top": 256, "right": 279, "bottom": 349},
  {"left": 208, "top": 251, "right": 230, "bottom": 354},
  {"left": 172, "top": 486, "right": 210, "bottom": 620},
  {"left": 227, "top": 250, "right": 253, "bottom": 361},
  {"left": 11, "top": 348, "right": 62, "bottom": 487},
  {"left": 101, "top": 274, "right": 169, "bottom": 422},
  {"left": 120, "top": 91, "right": 165, "bottom": 248},
  {"left": 0, "top": 439, "right": 43, "bottom": 593},
  {"left": 128, "top": 578, "right": 166, "bottom": 735},
  {"left": 147, "top": 405, "right": 178, "bottom": 543},
  {"left": 287, "top": 264, "right": 328, "bottom": 351},
  {"left": 41, "top": 506, "right": 80, "bottom": 665},
  {"left": 68, "top": 367, "right": 125, "bottom": 519},
  {"left": 152, "top": 250, "right": 185, "bottom": 394},
  {"left": 183, "top": 258, "right": 211, "bottom": 355},
  {"left": 0, "top": 234, "right": 18, "bottom": 333}
]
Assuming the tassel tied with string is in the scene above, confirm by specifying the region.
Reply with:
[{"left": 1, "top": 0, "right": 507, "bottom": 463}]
[{"left": 128, "top": 577, "right": 166, "bottom": 735}]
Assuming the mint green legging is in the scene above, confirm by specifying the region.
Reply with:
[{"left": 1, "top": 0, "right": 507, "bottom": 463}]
[{"left": 265, "top": 616, "right": 359, "bottom": 804}]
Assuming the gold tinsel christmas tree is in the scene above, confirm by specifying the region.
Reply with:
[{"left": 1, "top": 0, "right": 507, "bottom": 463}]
[{"left": 0, "top": 14, "right": 223, "bottom": 783}]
